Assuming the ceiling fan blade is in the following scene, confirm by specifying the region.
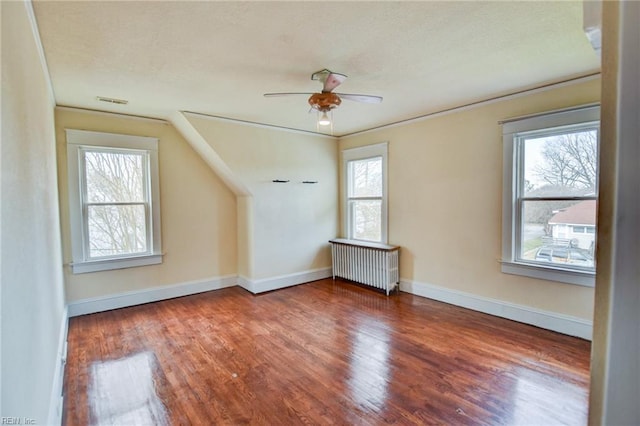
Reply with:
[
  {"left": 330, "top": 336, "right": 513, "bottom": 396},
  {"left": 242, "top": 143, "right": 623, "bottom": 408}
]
[
  {"left": 264, "top": 92, "right": 316, "bottom": 98},
  {"left": 336, "top": 93, "right": 383, "bottom": 104}
]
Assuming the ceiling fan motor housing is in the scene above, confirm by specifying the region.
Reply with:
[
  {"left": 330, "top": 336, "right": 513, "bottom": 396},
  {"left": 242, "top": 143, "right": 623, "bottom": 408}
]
[{"left": 308, "top": 92, "right": 342, "bottom": 112}]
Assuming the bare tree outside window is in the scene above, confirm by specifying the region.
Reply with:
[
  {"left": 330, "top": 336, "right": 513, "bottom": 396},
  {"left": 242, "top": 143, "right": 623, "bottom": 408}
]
[
  {"left": 530, "top": 131, "right": 597, "bottom": 193},
  {"left": 83, "top": 149, "right": 148, "bottom": 258}
]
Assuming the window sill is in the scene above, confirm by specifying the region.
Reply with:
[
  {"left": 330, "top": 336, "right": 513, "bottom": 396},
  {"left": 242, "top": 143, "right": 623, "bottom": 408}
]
[
  {"left": 70, "top": 253, "right": 163, "bottom": 274},
  {"left": 501, "top": 261, "right": 595, "bottom": 287}
]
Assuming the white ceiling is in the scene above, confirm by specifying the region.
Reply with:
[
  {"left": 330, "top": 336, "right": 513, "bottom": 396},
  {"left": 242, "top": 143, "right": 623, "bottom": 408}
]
[{"left": 33, "top": 1, "right": 600, "bottom": 136}]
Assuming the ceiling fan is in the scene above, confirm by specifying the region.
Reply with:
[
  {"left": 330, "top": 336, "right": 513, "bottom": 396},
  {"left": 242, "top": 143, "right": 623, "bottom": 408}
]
[{"left": 264, "top": 69, "right": 382, "bottom": 128}]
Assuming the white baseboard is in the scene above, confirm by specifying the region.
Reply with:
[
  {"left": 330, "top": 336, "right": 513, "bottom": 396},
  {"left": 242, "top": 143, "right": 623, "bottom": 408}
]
[
  {"left": 239, "top": 267, "right": 332, "bottom": 294},
  {"left": 48, "top": 306, "right": 69, "bottom": 426},
  {"left": 400, "top": 279, "right": 593, "bottom": 340},
  {"left": 67, "top": 275, "right": 237, "bottom": 317},
  {"left": 67, "top": 269, "right": 333, "bottom": 316}
]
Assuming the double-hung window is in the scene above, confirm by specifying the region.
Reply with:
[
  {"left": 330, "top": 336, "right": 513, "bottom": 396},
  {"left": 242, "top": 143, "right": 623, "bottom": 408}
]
[
  {"left": 501, "top": 105, "right": 599, "bottom": 286},
  {"left": 342, "top": 142, "right": 388, "bottom": 243},
  {"left": 66, "top": 129, "right": 162, "bottom": 273}
]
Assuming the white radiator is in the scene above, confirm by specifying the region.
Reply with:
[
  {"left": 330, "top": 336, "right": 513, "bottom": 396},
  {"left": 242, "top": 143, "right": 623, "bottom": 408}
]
[{"left": 329, "top": 238, "right": 400, "bottom": 295}]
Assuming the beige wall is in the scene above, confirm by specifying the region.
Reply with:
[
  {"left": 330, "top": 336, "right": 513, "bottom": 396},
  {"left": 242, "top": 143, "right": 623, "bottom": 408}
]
[
  {"left": 1, "top": 1, "right": 66, "bottom": 422},
  {"left": 55, "top": 109, "right": 238, "bottom": 301},
  {"left": 186, "top": 116, "right": 338, "bottom": 280},
  {"left": 339, "top": 78, "right": 600, "bottom": 320}
]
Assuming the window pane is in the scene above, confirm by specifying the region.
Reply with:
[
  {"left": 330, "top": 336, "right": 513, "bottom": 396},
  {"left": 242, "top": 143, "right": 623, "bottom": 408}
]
[
  {"left": 87, "top": 204, "right": 147, "bottom": 258},
  {"left": 350, "top": 200, "right": 381, "bottom": 242},
  {"left": 523, "top": 129, "right": 598, "bottom": 197},
  {"left": 85, "top": 151, "right": 145, "bottom": 203},
  {"left": 349, "top": 157, "right": 382, "bottom": 197},
  {"left": 520, "top": 199, "right": 596, "bottom": 269}
]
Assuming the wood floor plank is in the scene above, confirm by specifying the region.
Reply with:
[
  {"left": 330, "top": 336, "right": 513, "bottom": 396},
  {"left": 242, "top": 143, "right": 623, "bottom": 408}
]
[{"left": 63, "top": 279, "right": 590, "bottom": 425}]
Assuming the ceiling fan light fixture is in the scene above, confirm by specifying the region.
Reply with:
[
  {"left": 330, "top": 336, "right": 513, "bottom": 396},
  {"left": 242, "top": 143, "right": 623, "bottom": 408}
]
[
  {"left": 318, "top": 111, "right": 331, "bottom": 126},
  {"left": 264, "top": 69, "right": 381, "bottom": 133}
]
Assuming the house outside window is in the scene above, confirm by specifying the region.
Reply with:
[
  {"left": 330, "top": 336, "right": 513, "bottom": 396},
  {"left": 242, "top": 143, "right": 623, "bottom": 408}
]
[
  {"left": 548, "top": 200, "right": 597, "bottom": 251},
  {"left": 501, "top": 105, "right": 599, "bottom": 286},
  {"left": 66, "top": 129, "right": 163, "bottom": 273},
  {"left": 342, "top": 143, "right": 388, "bottom": 243}
]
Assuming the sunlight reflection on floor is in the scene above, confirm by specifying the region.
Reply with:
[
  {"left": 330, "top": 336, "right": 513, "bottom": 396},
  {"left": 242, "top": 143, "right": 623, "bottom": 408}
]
[
  {"left": 89, "top": 351, "right": 169, "bottom": 426},
  {"left": 348, "top": 319, "right": 391, "bottom": 410},
  {"left": 510, "top": 367, "right": 588, "bottom": 425}
]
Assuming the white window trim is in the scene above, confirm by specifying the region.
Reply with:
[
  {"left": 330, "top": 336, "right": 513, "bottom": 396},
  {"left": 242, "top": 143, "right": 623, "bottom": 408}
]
[
  {"left": 501, "top": 105, "right": 600, "bottom": 287},
  {"left": 66, "top": 129, "right": 163, "bottom": 274},
  {"left": 342, "top": 142, "right": 388, "bottom": 244}
]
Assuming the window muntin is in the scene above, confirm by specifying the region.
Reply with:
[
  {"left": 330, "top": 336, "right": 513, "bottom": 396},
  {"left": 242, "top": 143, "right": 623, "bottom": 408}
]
[
  {"left": 342, "top": 143, "right": 388, "bottom": 243},
  {"left": 501, "top": 105, "right": 600, "bottom": 286},
  {"left": 66, "top": 129, "right": 162, "bottom": 274}
]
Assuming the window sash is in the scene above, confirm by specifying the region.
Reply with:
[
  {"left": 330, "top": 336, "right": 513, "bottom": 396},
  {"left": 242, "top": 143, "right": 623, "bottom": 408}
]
[
  {"left": 514, "top": 196, "right": 597, "bottom": 270},
  {"left": 347, "top": 156, "right": 383, "bottom": 198},
  {"left": 514, "top": 125, "right": 600, "bottom": 198},
  {"left": 347, "top": 198, "right": 383, "bottom": 242},
  {"left": 83, "top": 202, "right": 150, "bottom": 260}
]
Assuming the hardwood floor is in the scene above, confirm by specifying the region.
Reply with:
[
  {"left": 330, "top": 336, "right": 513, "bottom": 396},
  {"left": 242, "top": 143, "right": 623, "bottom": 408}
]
[{"left": 63, "top": 279, "right": 590, "bottom": 425}]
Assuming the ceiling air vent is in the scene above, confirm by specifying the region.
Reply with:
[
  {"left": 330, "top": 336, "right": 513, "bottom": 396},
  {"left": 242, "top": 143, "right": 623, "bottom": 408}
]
[{"left": 96, "top": 96, "right": 128, "bottom": 105}]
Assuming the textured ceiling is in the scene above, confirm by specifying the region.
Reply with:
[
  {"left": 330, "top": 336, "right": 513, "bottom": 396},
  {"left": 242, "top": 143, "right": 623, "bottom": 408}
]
[{"left": 33, "top": 1, "right": 600, "bottom": 136}]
